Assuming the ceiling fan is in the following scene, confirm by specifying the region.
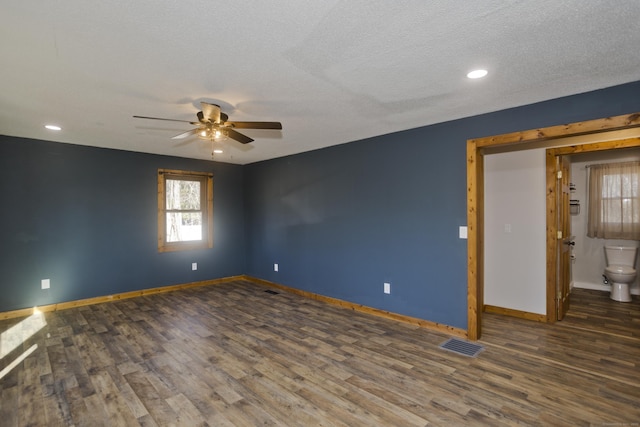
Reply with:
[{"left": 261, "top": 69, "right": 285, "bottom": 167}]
[{"left": 133, "top": 102, "right": 282, "bottom": 144}]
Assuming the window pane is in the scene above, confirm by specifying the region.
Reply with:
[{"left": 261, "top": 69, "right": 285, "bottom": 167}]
[
  {"left": 166, "top": 212, "right": 202, "bottom": 242},
  {"left": 166, "top": 179, "right": 201, "bottom": 210}
]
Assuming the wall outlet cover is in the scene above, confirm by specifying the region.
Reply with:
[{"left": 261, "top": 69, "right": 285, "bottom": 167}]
[
  {"left": 274, "top": 263, "right": 279, "bottom": 272},
  {"left": 41, "top": 279, "right": 50, "bottom": 290},
  {"left": 192, "top": 263, "right": 197, "bottom": 271},
  {"left": 384, "top": 282, "right": 391, "bottom": 294}
]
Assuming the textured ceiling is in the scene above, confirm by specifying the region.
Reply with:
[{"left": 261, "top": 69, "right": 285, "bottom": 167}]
[{"left": 2, "top": 1, "right": 640, "bottom": 164}]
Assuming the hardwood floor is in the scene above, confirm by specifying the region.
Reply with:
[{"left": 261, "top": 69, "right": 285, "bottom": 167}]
[
  {"left": 1, "top": 282, "right": 638, "bottom": 426},
  {"left": 559, "top": 288, "right": 640, "bottom": 339}
]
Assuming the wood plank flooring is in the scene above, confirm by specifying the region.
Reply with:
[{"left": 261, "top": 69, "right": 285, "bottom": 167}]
[{"left": 1, "top": 282, "right": 639, "bottom": 426}]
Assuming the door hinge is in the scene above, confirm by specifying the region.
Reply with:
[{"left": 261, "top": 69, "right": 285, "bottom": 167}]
[
  {"left": 557, "top": 231, "right": 563, "bottom": 239},
  {"left": 557, "top": 170, "right": 563, "bottom": 179}
]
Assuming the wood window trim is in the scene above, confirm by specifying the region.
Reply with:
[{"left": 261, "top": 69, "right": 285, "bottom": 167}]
[{"left": 158, "top": 169, "right": 213, "bottom": 253}]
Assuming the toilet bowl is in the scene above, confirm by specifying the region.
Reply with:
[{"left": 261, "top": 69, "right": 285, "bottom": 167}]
[{"left": 604, "top": 246, "right": 638, "bottom": 302}]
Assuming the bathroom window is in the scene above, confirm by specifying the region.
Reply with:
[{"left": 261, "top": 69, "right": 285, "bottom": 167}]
[{"left": 587, "top": 161, "right": 640, "bottom": 240}]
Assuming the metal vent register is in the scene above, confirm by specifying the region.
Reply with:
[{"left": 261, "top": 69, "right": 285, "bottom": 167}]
[{"left": 439, "top": 338, "right": 484, "bottom": 358}]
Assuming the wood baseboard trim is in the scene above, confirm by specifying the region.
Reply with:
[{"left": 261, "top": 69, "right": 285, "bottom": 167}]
[
  {"left": 243, "top": 275, "right": 468, "bottom": 339},
  {"left": 2, "top": 274, "right": 468, "bottom": 338},
  {"left": 483, "top": 304, "right": 547, "bottom": 322},
  {"left": 0, "top": 275, "right": 245, "bottom": 321}
]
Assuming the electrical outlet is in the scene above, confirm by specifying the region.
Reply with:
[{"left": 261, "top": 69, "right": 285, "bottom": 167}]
[
  {"left": 41, "top": 279, "right": 50, "bottom": 290},
  {"left": 192, "top": 262, "right": 197, "bottom": 271},
  {"left": 274, "top": 263, "right": 279, "bottom": 272},
  {"left": 384, "top": 282, "right": 391, "bottom": 294}
]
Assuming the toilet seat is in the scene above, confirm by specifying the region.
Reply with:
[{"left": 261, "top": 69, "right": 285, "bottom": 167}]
[{"left": 605, "top": 265, "right": 636, "bottom": 276}]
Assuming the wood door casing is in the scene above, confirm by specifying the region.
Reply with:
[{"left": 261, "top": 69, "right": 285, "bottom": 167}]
[{"left": 557, "top": 155, "right": 571, "bottom": 321}]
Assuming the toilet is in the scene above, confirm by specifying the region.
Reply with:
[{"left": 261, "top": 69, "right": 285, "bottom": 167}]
[{"left": 604, "top": 246, "right": 638, "bottom": 302}]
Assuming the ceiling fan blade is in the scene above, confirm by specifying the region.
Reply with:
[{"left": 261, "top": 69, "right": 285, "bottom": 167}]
[
  {"left": 133, "top": 115, "right": 197, "bottom": 124},
  {"left": 201, "top": 102, "right": 221, "bottom": 123},
  {"left": 225, "top": 121, "right": 282, "bottom": 130},
  {"left": 171, "top": 128, "right": 200, "bottom": 139},
  {"left": 225, "top": 128, "right": 254, "bottom": 144}
]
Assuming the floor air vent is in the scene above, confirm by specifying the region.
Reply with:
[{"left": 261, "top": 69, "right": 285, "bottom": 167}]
[
  {"left": 439, "top": 338, "right": 484, "bottom": 358},
  {"left": 264, "top": 289, "right": 279, "bottom": 295}
]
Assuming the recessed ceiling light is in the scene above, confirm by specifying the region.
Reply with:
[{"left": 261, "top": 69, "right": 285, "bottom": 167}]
[
  {"left": 45, "top": 124, "right": 62, "bottom": 131},
  {"left": 467, "top": 69, "right": 488, "bottom": 79}
]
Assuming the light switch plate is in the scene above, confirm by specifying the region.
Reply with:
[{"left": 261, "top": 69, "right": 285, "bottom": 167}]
[{"left": 459, "top": 226, "right": 468, "bottom": 239}]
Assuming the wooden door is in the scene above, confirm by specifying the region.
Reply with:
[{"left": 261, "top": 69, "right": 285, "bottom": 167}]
[{"left": 557, "top": 156, "right": 572, "bottom": 320}]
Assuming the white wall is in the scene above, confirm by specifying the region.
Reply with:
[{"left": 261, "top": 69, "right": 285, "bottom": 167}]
[
  {"left": 484, "top": 149, "right": 547, "bottom": 315},
  {"left": 570, "top": 150, "right": 640, "bottom": 295}
]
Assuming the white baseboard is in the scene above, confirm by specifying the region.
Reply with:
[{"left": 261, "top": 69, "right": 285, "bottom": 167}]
[{"left": 572, "top": 280, "right": 640, "bottom": 295}]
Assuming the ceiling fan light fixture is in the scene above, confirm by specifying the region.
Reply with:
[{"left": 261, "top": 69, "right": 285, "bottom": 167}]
[
  {"left": 133, "top": 101, "right": 281, "bottom": 146},
  {"left": 467, "top": 69, "right": 488, "bottom": 79}
]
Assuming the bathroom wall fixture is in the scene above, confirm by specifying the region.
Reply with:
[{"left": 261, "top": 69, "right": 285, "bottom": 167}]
[{"left": 570, "top": 200, "right": 580, "bottom": 215}]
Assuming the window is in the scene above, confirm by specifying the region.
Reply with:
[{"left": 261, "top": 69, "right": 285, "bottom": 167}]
[
  {"left": 587, "top": 161, "right": 640, "bottom": 240},
  {"left": 158, "top": 169, "right": 213, "bottom": 252}
]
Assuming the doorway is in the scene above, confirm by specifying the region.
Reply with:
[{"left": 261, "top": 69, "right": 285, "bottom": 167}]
[
  {"left": 466, "top": 112, "right": 640, "bottom": 340},
  {"left": 547, "top": 139, "right": 640, "bottom": 320}
]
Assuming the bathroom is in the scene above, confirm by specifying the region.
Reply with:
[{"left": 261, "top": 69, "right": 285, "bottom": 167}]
[
  {"left": 483, "top": 142, "right": 640, "bottom": 319},
  {"left": 569, "top": 148, "right": 640, "bottom": 301}
]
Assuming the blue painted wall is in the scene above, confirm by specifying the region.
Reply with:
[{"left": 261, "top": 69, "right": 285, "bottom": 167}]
[
  {"left": 244, "top": 81, "right": 640, "bottom": 330},
  {"left": 0, "top": 137, "right": 246, "bottom": 312},
  {"left": 2, "top": 81, "right": 640, "bottom": 328}
]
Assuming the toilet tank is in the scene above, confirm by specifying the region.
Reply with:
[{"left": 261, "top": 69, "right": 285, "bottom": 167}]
[{"left": 604, "top": 246, "right": 638, "bottom": 267}]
